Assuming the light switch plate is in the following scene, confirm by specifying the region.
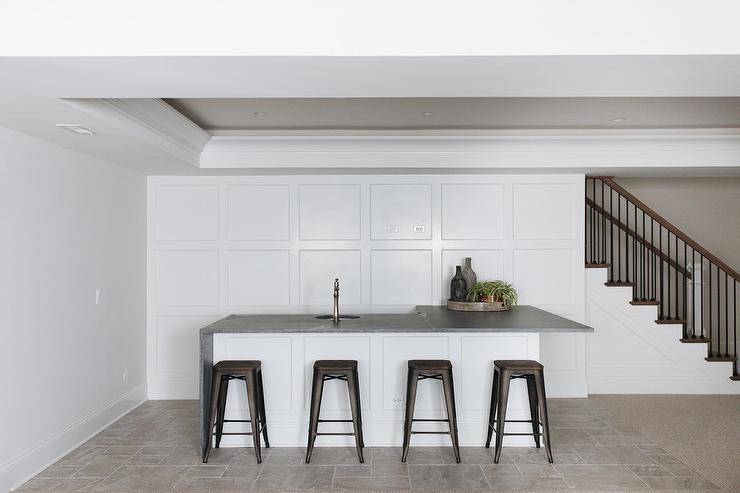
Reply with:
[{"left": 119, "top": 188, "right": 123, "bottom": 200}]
[{"left": 413, "top": 225, "right": 426, "bottom": 233}]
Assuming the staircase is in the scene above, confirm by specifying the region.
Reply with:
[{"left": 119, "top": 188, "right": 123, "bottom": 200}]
[{"left": 585, "top": 176, "right": 738, "bottom": 381}]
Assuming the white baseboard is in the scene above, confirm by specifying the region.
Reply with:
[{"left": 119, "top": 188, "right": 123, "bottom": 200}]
[{"left": 1, "top": 384, "right": 147, "bottom": 493}]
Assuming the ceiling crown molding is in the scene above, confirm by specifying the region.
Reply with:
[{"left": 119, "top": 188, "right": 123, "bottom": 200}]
[
  {"left": 62, "top": 98, "right": 211, "bottom": 166},
  {"left": 199, "top": 131, "right": 740, "bottom": 170}
]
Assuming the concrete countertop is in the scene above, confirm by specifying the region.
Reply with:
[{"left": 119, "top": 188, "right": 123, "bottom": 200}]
[{"left": 200, "top": 305, "right": 593, "bottom": 334}]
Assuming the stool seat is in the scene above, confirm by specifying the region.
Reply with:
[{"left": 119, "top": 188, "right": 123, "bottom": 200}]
[
  {"left": 214, "top": 360, "right": 261, "bottom": 372},
  {"left": 314, "top": 360, "right": 358, "bottom": 370},
  {"left": 408, "top": 359, "right": 452, "bottom": 370},
  {"left": 494, "top": 360, "right": 543, "bottom": 371}
]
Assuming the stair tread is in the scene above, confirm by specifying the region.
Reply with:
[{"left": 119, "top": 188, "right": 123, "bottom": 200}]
[
  {"left": 630, "top": 300, "right": 661, "bottom": 306},
  {"left": 680, "top": 337, "right": 711, "bottom": 343},
  {"left": 705, "top": 356, "right": 736, "bottom": 362},
  {"left": 731, "top": 375, "right": 740, "bottom": 381},
  {"left": 586, "top": 263, "right": 611, "bottom": 268},
  {"left": 656, "top": 319, "right": 686, "bottom": 325},
  {"left": 605, "top": 281, "right": 635, "bottom": 287}
]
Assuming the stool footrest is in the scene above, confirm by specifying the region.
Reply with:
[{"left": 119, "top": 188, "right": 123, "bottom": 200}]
[
  {"left": 318, "top": 419, "right": 353, "bottom": 423},
  {"left": 316, "top": 432, "right": 356, "bottom": 436},
  {"left": 412, "top": 418, "right": 449, "bottom": 422},
  {"left": 411, "top": 431, "right": 450, "bottom": 435}
]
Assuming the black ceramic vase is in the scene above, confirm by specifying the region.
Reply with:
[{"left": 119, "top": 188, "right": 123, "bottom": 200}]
[{"left": 450, "top": 266, "right": 467, "bottom": 302}]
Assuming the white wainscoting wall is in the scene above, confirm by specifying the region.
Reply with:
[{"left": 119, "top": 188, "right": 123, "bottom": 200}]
[{"left": 147, "top": 174, "right": 587, "bottom": 399}]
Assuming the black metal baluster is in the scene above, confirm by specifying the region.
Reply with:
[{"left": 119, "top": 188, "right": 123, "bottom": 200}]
[
  {"left": 716, "top": 265, "right": 720, "bottom": 355},
  {"left": 617, "top": 194, "right": 622, "bottom": 282},
  {"left": 640, "top": 211, "right": 646, "bottom": 301},
  {"left": 683, "top": 241, "right": 687, "bottom": 329},
  {"left": 592, "top": 180, "right": 596, "bottom": 263},
  {"left": 625, "top": 200, "right": 630, "bottom": 284},
  {"left": 691, "top": 248, "right": 696, "bottom": 338},
  {"left": 724, "top": 272, "right": 729, "bottom": 357},
  {"left": 733, "top": 280, "right": 737, "bottom": 375},
  {"left": 609, "top": 186, "right": 614, "bottom": 281},
  {"left": 601, "top": 181, "right": 606, "bottom": 263},
  {"left": 709, "top": 263, "right": 713, "bottom": 355},
  {"left": 667, "top": 232, "right": 671, "bottom": 319},
  {"left": 674, "top": 235, "right": 678, "bottom": 320},
  {"left": 633, "top": 203, "right": 637, "bottom": 300},
  {"left": 651, "top": 218, "right": 656, "bottom": 301},
  {"left": 700, "top": 254, "right": 705, "bottom": 340},
  {"left": 659, "top": 224, "right": 663, "bottom": 319}
]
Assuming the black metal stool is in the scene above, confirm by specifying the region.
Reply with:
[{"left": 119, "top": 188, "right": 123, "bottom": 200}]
[
  {"left": 203, "top": 360, "right": 269, "bottom": 463},
  {"left": 485, "top": 360, "right": 552, "bottom": 463},
  {"left": 305, "top": 360, "right": 364, "bottom": 463},
  {"left": 401, "top": 359, "right": 460, "bottom": 463}
]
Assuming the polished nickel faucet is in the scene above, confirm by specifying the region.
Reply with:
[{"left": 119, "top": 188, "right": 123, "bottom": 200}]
[{"left": 333, "top": 278, "right": 340, "bottom": 323}]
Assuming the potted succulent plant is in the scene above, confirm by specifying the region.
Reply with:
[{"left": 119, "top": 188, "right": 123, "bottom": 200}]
[{"left": 467, "top": 280, "right": 518, "bottom": 308}]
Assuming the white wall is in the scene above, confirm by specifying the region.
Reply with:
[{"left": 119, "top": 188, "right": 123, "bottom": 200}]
[
  {"left": 148, "top": 174, "right": 587, "bottom": 399},
  {"left": 0, "top": 127, "right": 147, "bottom": 491}
]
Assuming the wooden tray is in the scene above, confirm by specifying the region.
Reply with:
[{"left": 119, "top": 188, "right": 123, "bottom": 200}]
[{"left": 446, "top": 300, "right": 509, "bottom": 312}]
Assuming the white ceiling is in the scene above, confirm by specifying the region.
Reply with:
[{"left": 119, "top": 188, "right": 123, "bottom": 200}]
[{"left": 167, "top": 97, "right": 740, "bottom": 131}]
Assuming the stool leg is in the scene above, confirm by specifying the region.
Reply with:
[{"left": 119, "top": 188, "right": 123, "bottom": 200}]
[
  {"left": 244, "top": 372, "right": 262, "bottom": 463},
  {"left": 493, "top": 370, "right": 512, "bottom": 464},
  {"left": 203, "top": 370, "right": 222, "bottom": 463},
  {"left": 442, "top": 369, "right": 461, "bottom": 464},
  {"left": 346, "top": 371, "right": 365, "bottom": 463},
  {"left": 485, "top": 368, "right": 500, "bottom": 448},
  {"left": 215, "top": 376, "right": 229, "bottom": 448},
  {"left": 351, "top": 370, "right": 365, "bottom": 448},
  {"left": 256, "top": 369, "right": 270, "bottom": 448},
  {"left": 534, "top": 371, "right": 553, "bottom": 463},
  {"left": 525, "top": 374, "right": 541, "bottom": 448},
  {"left": 401, "top": 369, "right": 419, "bottom": 462},
  {"left": 305, "top": 368, "right": 324, "bottom": 463}
]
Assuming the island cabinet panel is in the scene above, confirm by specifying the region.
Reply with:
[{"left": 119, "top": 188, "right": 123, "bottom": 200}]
[{"left": 212, "top": 332, "right": 539, "bottom": 447}]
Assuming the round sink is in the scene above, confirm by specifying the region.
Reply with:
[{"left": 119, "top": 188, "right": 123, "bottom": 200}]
[{"left": 315, "top": 315, "right": 361, "bottom": 320}]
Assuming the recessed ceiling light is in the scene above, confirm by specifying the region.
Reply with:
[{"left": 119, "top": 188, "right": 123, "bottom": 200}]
[
  {"left": 56, "top": 124, "right": 95, "bottom": 135},
  {"left": 610, "top": 117, "right": 626, "bottom": 122},
  {"left": 253, "top": 111, "right": 267, "bottom": 116},
  {"left": 421, "top": 112, "right": 434, "bottom": 116}
]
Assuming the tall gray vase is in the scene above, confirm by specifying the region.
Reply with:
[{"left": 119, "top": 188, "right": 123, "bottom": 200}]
[{"left": 461, "top": 257, "right": 477, "bottom": 298}]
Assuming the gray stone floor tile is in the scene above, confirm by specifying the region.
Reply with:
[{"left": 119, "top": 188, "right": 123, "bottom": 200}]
[
  {"left": 408, "top": 464, "right": 490, "bottom": 491},
  {"left": 627, "top": 464, "right": 675, "bottom": 477},
  {"left": 371, "top": 463, "right": 409, "bottom": 477},
  {"left": 486, "top": 475, "right": 569, "bottom": 491},
  {"left": 126, "top": 454, "right": 165, "bottom": 465},
  {"left": 35, "top": 465, "right": 82, "bottom": 477},
  {"left": 640, "top": 476, "right": 720, "bottom": 490},
  {"left": 550, "top": 428, "right": 599, "bottom": 445},
  {"left": 184, "top": 464, "right": 228, "bottom": 477},
  {"left": 516, "top": 463, "right": 561, "bottom": 477},
  {"left": 254, "top": 465, "right": 334, "bottom": 490},
  {"left": 308, "top": 446, "right": 364, "bottom": 465},
  {"left": 264, "top": 447, "right": 306, "bottom": 465},
  {"left": 99, "top": 445, "right": 142, "bottom": 456},
  {"left": 72, "top": 456, "right": 128, "bottom": 478},
  {"left": 480, "top": 464, "right": 523, "bottom": 479},
  {"left": 173, "top": 476, "right": 257, "bottom": 492},
  {"left": 556, "top": 465, "right": 650, "bottom": 490},
  {"left": 572, "top": 445, "right": 654, "bottom": 465},
  {"left": 92, "top": 465, "right": 187, "bottom": 491},
  {"left": 636, "top": 445, "right": 669, "bottom": 455},
  {"left": 373, "top": 446, "right": 442, "bottom": 465},
  {"left": 17, "top": 477, "right": 101, "bottom": 492},
  {"left": 221, "top": 462, "right": 264, "bottom": 478},
  {"left": 335, "top": 465, "right": 373, "bottom": 477},
  {"left": 439, "top": 446, "right": 494, "bottom": 464},
  {"left": 333, "top": 476, "right": 411, "bottom": 491}
]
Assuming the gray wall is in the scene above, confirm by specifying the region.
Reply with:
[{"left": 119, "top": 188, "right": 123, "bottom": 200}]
[{"left": 614, "top": 177, "right": 740, "bottom": 271}]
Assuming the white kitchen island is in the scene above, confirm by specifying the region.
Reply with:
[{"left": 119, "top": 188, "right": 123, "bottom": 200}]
[{"left": 199, "top": 306, "right": 592, "bottom": 454}]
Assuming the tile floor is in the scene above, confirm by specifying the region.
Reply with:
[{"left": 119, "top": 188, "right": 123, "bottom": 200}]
[{"left": 17, "top": 399, "right": 724, "bottom": 492}]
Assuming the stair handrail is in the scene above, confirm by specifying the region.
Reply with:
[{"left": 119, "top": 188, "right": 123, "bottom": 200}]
[{"left": 589, "top": 176, "right": 740, "bottom": 282}]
